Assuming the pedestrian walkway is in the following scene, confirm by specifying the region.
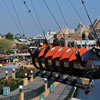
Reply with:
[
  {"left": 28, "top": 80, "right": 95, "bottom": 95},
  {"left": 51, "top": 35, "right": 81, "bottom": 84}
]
[
  {"left": 0, "top": 68, "right": 14, "bottom": 79},
  {"left": 0, "top": 77, "right": 44, "bottom": 99},
  {"left": 45, "top": 83, "right": 72, "bottom": 100}
]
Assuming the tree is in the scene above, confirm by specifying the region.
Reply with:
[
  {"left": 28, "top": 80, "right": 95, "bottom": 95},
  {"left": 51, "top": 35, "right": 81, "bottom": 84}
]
[
  {"left": 14, "top": 33, "right": 21, "bottom": 39},
  {"left": 0, "top": 39, "right": 13, "bottom": 54},
  {"left": 5, "top": 32, "right": 14, "bottom": 40},
  {"left": 14, "top": 33, "right": 26, "bottom": 39},
  {"left": 22, "top": 34, "right": 26, "bottom": 39}
]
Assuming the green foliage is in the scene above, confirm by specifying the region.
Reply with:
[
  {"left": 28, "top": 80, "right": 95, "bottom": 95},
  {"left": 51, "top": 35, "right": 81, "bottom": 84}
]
[
  {"left": 0, "top": 39, "right": 13, "bottom": 54},
  {"left": 14, "top": 33, "right": 26, "bottom": 39},
  {"left": 16, "top": 67, "right": 26, "bottom": 78},
  {"left": 37, "top": 69, "right": 40, "bottom": 72},
  {"left": 0, "top": 87, "right": 2, "bottom": 95},
  {"left": 10, "top": 81, "right": 17, "bottom": 86},
  {"left": 0, "top": 79, "right": 23, "bottom": 94},
  {"left": 14, "top": 33, "right": 21, "bottom": 39},
  {"left": 21, "top": 34, "right": 26, "bottom": 39},
  {"left": 5, "top": 32, "right": 14, "bottom": 40},
  {"left": 20, "top": 67, "right": 25, "bottom": 71},
  {"left": 16, "top": 67, "right": 35, "bottom": 79},
  {"left": 17, "top": 80, "right": 21, "bottom": 84},
  {"left": 16, "top": 72, "right": 26, "bottom": 78}
]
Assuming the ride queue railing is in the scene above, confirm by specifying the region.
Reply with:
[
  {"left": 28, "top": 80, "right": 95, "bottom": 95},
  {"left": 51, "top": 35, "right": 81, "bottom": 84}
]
[{"left": 0, "top": 81, "right": 53, "bottom": 100}]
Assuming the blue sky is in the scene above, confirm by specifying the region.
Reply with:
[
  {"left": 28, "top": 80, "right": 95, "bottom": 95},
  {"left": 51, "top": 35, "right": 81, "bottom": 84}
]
[{"left": 0, "top": 0, "right": 100, "bottom": 37}]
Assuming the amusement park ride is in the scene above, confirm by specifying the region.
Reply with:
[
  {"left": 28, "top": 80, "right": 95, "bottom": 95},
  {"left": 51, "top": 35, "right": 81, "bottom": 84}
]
[{"left": 28, "top": 0, "right": 100, "bottom": 95}]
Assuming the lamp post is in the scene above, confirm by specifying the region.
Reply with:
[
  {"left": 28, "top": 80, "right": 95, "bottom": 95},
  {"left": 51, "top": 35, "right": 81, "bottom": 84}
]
[
  {"left": 44, "top": 78, "right": 47, "bottom": 83},
  {"left": 23, "top": 73, "right": 28, "bottom": 86},
  {"left": 30, "top": 70, "right": 33, "bottom": 82},
  {"left": 25, "top": 73, "right": 27, "bottom": 78},
  {"left": 19, "top": 85, "right": 23, "bottom": 93},
  {"left": 18, "top": 85, "right": 24, "bottom": 100},
  {"left": 13, "top": 68, "right": 15, "bottom": 72},
  {"left": 30, "top": 70, "right": 33, "bottom": 75},
  {"left": 12, "top": 68, "right": 16, "bottom": 79},
  {"left": 44, "top": 78, "right": 48, "bottom": 91},
  {"left": 5, "top": 71, "right": 8, "bottom": 80}
]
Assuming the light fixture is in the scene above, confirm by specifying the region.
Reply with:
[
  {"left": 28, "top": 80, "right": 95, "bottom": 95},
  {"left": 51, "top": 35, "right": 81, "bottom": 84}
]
[
  {"left": 25, "top": 73, "right": 27, "bottom": 76},
  {"left": 5, "top": 71, "right": 8, "bottom": 74}
]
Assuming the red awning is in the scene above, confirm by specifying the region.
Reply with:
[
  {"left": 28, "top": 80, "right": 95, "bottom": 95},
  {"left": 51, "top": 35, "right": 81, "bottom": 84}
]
[
  {"left": 52, "top": 47, "right": 69, "bottom": 60},
  {"left": 45, "top": 46, "right": 61, "bottom": 58}
]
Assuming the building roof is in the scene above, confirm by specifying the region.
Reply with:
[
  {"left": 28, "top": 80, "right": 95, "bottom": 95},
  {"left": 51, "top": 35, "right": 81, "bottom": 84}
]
[
  {"left": 76, "top": 40, "right": 96, "bottom": 45},
  {"left": 32, "top": 34, "right": 54, "bottom": 40},
  {"left": 18, "top": 39, "right": 27, "bottom": 42}
]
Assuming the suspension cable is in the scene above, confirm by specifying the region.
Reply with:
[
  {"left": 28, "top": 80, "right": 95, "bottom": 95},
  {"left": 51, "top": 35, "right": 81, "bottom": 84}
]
[
  {"left": 24, "top": 0, "right": 48, "bottom": 44},
  {"left": 43, "top": 0, "right": 77, "bottom": 53},
  {"left": 43, "top": 0, "right": 61, "bottom": 29},
  {"left": 67, "top": 0, "right": 95, "bottom": 44},
  {"left": 81, "top": 0, "right": 99, "bottom": 41},
  {"left": 11, "top": 0, "right": 25, "bottom": 34},
  {"left": 67, "top": 0, "right": 96, "bottom": 43},
  {"left": 68, "top": 0, "right": 96, "bottom": 41},
  {"left": 23, "top": 0, "right": 42, "bottom": 34},
  {"left": 68, "top": 0, "right": 86, "bottom": 25},
  {"left": 30, "top": 0, "right": 44, "bottom": 32},
  {"left": 56, "top": 0, "right": 68, "bottom": 26},
  {"left": 29, "top": 0, "right": 47, "bottom": 43},
  {"left": 56, "top": 0, "right": 68, "bottom": 40},
  {"left": 3, "top": 0, "right": 21, "bottom": 33}
]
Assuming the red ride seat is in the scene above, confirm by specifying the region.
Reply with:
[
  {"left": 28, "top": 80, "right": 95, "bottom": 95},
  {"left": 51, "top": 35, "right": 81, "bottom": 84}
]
[
  {"left": 52, "top": 47, "right": 69, "bottom": 72},
  {"left": 60, "top": 48, "right": 77, "bottom": 73},
  {"left": 45, "top": 46, "right": 61, "bottom": 71},
  {"left": 38, "top": 45, "right": 53, "bottom": 70}
]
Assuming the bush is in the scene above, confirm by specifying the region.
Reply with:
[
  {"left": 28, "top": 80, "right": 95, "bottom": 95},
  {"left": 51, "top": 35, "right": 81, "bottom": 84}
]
[
  {"left": 0, "top": 87, "right": 2, "bottom": 95},
  {"left": 0, "top": 39, "right": 13, "bottom": 54},
  {"left": 16, "top": 72, "right": 26, "bottom": 78},
  {"left": 16, "top": 67, "right": 35, "bottom": 79},
  {"left": 17, "top": 80, "right": 21, "bottom": 84},
  {"left": 0, "top": 79, "right": 23, "bottom": 94}
]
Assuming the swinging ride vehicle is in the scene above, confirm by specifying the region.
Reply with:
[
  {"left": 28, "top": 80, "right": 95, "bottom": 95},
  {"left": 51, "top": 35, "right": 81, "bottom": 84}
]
[{"left": 28, "top": 0, "right": 100, "bottom": 95}]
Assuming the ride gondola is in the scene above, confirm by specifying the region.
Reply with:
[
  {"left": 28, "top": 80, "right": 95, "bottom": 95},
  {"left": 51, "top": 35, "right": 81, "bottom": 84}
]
[
  {"left": 28, "top": 0, "right": 100, "bottom": 95},
  {"left": 29, "top": 43, "right": 100, "bottom": 79}
]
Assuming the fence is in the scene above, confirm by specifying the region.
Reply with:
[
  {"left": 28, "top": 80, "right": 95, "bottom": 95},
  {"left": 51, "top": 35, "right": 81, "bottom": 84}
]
[
  {"left": 24, "top": 85, "right": 45, "bottom": 100},
  {"left": 24, "top": 80, "right": 54, "bottom": 100},
  {"left": 64, "top": 87, "right": 77, "bottom": 100},
  {"left": 0, "top": 81, "right": 53, "bottom": 100},
  {"left": 10, "top": 81, "right": 23, "bottom": 91},
  {"left": 47, "top": 80, "right": 54, "bottom": 88},
  {"left": 0, "top": 94, "right": 18, "bottom": 100}
]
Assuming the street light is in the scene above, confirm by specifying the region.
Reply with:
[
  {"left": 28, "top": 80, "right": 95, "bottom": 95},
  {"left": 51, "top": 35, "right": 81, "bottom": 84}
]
[
  {"left": 19, "top": 85, "right": 23, "bottom": 89},
  {"left": 44, "top": 78, "right": 47, "bottom": 83},
  {"left": 25, "top": 73, "right": 27, "bottom": 77},
  {"left": 19, "top": 85, "right": 23, "bottom": 92},
  {"left": 44, "top": 78, "right": 48, "bottom": 91},
  {"left": 5, "top": 71, "right": 8, "bottom": 80},
  {"left": 30, "top": 70, "right": 33, "bottom": 74},
  {"left": 5, "top": 71, "right": 8, "bottom": 75},
  {"left": 13, "top": 68, "right": 15, "bottom": 73}
]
